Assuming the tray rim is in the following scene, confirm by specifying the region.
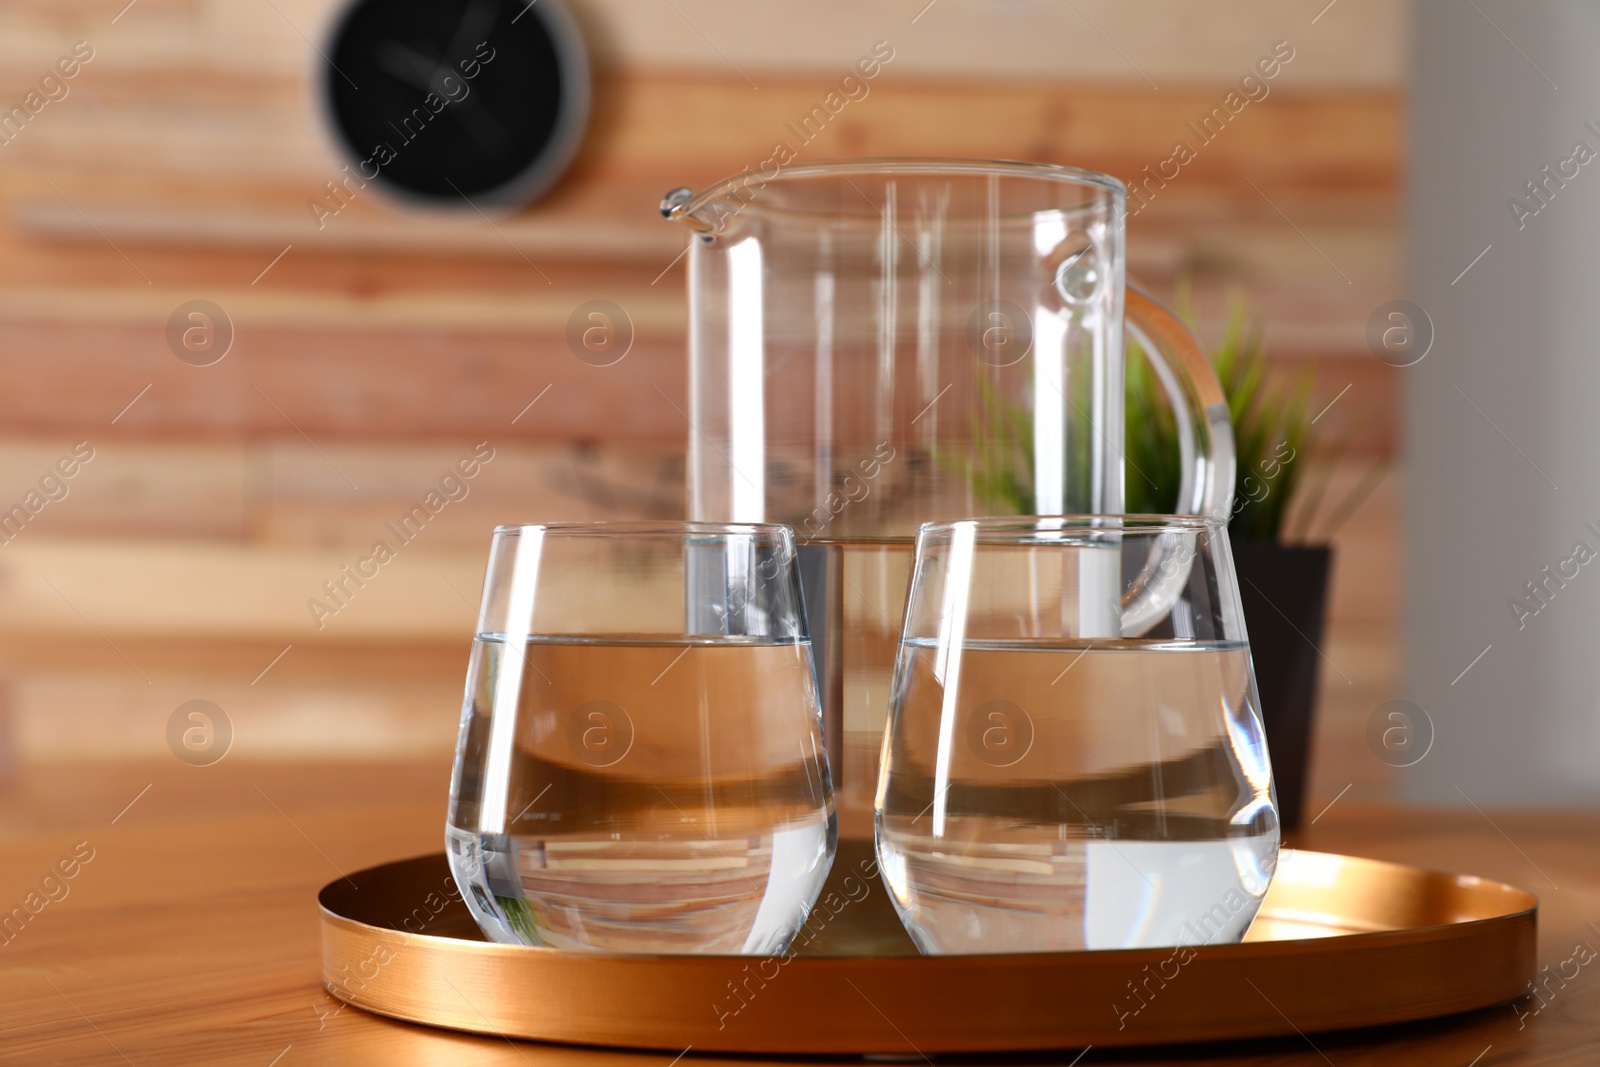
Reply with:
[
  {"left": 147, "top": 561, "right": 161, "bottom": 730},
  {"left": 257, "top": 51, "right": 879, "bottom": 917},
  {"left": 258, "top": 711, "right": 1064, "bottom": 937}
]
[{"left": 318, "top": 847, "right": 1538, "bottom": 1053}]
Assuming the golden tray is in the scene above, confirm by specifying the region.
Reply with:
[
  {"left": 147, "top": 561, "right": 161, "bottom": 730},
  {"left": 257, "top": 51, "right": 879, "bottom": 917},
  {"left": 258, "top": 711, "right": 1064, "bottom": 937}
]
[{"left": 318, "top": 841, "right": 1536, "bottom": 1053}]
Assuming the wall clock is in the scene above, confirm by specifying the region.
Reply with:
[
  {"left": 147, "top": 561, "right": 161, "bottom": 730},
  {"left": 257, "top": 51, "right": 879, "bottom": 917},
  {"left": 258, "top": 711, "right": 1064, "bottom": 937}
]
[{"left": 319, "top": 0, "right": 590, "bottom": 208}]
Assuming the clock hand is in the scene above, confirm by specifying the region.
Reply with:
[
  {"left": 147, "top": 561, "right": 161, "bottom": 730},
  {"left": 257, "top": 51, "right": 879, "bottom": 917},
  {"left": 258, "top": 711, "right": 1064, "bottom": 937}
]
[
  {"left": 377, "top": 38, "right": 508, "bottom": 153},
  {"left": 446, "top": 0, "right": 499, "bottom": 66},
  {"left": 449, "top": 93, "right": 512, "bottom": 155},
  {"left": 375, "top": 39, "right": 446, "bottom": 91}
]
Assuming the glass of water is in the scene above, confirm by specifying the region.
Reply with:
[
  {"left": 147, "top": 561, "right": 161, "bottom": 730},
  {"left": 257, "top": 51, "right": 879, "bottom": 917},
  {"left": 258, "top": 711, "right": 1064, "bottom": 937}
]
[
  {"left": 447, "top": 522, "right": 836, "bottom": 954},
  {"left": 876, "top": 516, "right": 1279, "bottom": 954}
]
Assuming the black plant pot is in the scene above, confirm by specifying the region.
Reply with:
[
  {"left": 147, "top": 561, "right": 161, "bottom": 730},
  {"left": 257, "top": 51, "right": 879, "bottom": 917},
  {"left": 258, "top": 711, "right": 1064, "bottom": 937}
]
[{"left": 1230, "top": 542, "right": 1334, "bottom": 831}]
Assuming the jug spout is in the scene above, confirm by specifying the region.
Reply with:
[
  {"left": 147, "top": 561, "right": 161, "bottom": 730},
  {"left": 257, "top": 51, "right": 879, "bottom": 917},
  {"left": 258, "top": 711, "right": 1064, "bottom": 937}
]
[
  {"left": 660, "top": 185, "right": 724, "bottom": 237},
  {"left": 659, "top": 186, "right": 695, "bottom": 219}
]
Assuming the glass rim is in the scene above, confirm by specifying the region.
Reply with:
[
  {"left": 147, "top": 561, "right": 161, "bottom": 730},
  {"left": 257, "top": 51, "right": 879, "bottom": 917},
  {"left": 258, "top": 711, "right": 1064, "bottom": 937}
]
[
  {"left": 490, "top": 520, "right": 794, "bottom": 539},
  {"left": 668, "top": 157, "right": 1126, "bottom": 223},
  {"left": 918, "top": 514, "right": 1227, "bottom": 538}
]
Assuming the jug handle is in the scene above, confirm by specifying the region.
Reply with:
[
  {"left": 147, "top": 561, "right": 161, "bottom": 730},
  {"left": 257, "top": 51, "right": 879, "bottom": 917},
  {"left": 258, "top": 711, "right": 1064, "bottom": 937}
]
[
  {"left": 1114, "top": 285, "right": 1237, "bottom": 637},
  {"left": 1123, "top": 283, "right": 1236, "bottom": 520}
]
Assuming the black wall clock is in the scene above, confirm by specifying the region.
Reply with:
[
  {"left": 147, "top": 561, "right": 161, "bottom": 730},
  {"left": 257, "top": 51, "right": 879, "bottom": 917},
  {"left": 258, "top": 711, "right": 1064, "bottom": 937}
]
[{"left": 319, "top": 0, "right": 590, "bottom": 208}]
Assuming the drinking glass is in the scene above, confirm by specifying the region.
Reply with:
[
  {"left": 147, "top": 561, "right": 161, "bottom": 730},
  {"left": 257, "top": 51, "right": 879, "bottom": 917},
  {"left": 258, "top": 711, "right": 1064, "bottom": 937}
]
[
  {"left": 447, "top": 522, "right": 836, "bottom": 954},
  {"left": 876, "top": 516, "right": 1278, "bottom": 954}
]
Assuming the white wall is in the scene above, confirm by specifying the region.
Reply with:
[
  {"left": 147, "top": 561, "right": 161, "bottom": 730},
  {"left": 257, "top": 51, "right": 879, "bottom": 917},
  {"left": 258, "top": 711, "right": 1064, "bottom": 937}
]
[{"left": 1406, "top": 0, "right": 1600, "bottom": 804}]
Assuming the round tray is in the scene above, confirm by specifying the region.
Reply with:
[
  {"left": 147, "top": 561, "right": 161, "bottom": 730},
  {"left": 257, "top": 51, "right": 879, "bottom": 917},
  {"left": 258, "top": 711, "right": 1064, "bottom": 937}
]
[{"left": 318, "top": 841, "right": 1536, "bottom": 1053}]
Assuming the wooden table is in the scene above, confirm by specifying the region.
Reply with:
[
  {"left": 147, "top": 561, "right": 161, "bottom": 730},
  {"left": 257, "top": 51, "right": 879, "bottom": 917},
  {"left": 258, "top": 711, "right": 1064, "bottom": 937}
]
[{"left": 1, "top": 759, "right": 1592, "bottom": 1066}]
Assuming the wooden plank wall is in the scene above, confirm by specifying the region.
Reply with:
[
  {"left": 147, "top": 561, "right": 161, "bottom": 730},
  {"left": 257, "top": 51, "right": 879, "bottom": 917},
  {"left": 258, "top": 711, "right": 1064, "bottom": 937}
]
[{"left": 0, "top": 0, "right": 1403, "bottom": 806}]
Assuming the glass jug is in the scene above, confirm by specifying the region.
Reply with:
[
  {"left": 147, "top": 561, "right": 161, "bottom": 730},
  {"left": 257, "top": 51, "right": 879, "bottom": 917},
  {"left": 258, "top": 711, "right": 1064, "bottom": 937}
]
[{"left": 662, "top": 159, "right": 1235, "bottom": 836}]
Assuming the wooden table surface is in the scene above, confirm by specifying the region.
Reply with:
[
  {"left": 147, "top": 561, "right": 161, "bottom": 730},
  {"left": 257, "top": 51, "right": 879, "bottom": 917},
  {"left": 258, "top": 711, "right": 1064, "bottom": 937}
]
[{"left": 1, "top": 759, "right": 1594, "bottom": 1066}]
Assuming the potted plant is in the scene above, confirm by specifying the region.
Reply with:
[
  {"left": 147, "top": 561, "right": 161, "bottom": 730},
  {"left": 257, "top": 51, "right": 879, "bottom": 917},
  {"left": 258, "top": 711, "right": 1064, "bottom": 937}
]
[{"left": 1126, "top": 297, "right": 1383, "bottom": 829}]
